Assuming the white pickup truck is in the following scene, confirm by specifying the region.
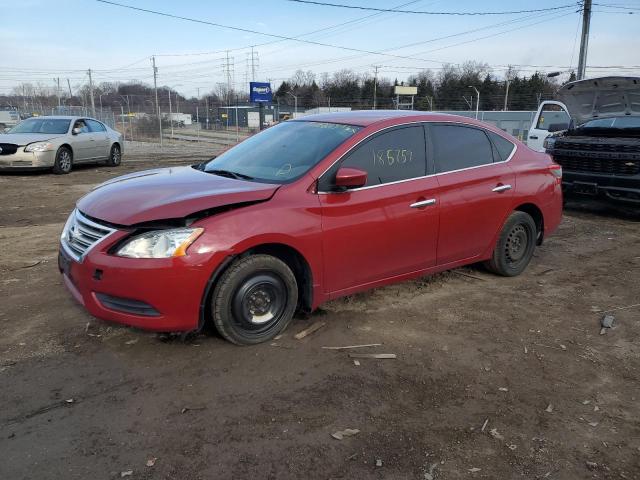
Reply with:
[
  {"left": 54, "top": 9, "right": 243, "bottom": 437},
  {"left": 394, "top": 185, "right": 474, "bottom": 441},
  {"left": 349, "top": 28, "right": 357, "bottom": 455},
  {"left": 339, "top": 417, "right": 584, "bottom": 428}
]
[
  {"left": 527, "top": 101, "right": 571, "bottom": 152},
  {"left": 529, "top": 76, "right": 640, "bottom": 205}
]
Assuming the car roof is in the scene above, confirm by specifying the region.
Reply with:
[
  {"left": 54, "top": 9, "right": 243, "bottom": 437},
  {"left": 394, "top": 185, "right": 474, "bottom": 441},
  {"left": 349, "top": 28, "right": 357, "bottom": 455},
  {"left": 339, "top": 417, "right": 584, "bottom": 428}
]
[
  {"left": 24, "top": 116, "right": 99, "bottom": 121},
  {"left": 293, "top": 110, "right": 480, "bottom": 127}
]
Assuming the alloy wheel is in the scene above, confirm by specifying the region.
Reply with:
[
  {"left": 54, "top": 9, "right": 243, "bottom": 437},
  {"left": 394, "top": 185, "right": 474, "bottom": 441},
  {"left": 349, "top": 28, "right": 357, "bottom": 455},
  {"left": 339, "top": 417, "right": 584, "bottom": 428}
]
[{"left": 59, "top": 150, "right": 71, "bottom": 171}]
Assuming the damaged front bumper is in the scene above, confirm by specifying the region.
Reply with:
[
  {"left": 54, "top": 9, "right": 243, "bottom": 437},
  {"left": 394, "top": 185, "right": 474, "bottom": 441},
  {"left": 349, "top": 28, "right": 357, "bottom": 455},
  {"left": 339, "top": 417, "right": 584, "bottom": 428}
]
[{"left": 58, "top": 231, "right": 224, "bottom": 332}]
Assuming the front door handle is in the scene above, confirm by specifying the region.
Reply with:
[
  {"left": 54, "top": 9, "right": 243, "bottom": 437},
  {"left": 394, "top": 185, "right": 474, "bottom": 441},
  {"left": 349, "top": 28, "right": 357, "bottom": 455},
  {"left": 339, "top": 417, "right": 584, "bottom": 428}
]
[
  {"left": 410, "top": 198, "right": 437, "bottom": 208},
  {"left": 492, "top": 184, "right": 512, "bottom": 193},
  {"left": 529, "top": 135, "right": 538, "bottom": 140}
]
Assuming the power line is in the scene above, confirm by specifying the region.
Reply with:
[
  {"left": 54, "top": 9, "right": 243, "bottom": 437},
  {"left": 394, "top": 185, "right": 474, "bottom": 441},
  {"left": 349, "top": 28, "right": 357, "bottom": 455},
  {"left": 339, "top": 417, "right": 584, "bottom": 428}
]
[
  {"left": 286, "top": 0, "right": 580, "bottom": 16},
  {"left": 93, "top": 0, "right": 449, "bottom": 65}
]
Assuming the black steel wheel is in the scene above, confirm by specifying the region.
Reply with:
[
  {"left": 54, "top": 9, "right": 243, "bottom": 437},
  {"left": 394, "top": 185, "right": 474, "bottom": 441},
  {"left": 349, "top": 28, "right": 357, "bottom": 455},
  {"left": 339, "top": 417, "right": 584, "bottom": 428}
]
[
  {"left": 52, "top": 146, "right": 73, "bottom": 174},
  {"left": 212, "top": 254, "right": 298, "bottom": 345},
  {"left": 484, "top": 211, "right": 537, "bottom": 277},
  {"left": 106, "top": 144, "right": 121, "bottom": 166}
]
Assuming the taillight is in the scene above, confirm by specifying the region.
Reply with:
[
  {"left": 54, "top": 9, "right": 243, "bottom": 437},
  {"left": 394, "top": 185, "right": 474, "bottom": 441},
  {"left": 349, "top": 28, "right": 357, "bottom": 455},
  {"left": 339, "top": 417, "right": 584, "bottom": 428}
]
[{"left": 549, "top": 164, "right": 562, "bottom": 179}]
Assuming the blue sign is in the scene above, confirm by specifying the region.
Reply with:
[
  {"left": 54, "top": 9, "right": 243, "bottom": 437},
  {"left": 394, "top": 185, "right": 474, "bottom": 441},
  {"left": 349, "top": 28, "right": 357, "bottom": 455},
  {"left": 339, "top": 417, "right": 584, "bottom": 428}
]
[{"left": 249, "top": 82, "right": 273, "bottom": 103}]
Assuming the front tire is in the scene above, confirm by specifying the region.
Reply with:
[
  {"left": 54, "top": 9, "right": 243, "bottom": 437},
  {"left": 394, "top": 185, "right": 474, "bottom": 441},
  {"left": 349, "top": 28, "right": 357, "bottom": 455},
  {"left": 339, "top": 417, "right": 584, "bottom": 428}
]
[
  {"left": 484, "top": 211, "right": 537, "bottom": 277},
  {"left": 106, "top": 144, "right": 121, "bottom": 166},
  {"left": 52, "top": 146, "right": 72, "bottom": 174},
  {"left": 212, "top": 255, "right": 298, "bottom": 345}
]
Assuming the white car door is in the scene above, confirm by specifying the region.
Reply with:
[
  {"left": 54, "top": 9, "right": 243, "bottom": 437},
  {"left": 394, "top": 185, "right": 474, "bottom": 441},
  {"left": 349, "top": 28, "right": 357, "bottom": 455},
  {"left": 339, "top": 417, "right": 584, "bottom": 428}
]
[{"left": 528, "top": 101, "right": 570, "bottom": 152}]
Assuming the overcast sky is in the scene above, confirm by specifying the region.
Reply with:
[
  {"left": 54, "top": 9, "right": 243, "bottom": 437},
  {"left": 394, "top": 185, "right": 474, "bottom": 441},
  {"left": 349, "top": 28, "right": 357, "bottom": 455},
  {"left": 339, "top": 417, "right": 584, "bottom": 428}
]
[{"left": 2, "top": 0, "right": 639, "bottom": 97}]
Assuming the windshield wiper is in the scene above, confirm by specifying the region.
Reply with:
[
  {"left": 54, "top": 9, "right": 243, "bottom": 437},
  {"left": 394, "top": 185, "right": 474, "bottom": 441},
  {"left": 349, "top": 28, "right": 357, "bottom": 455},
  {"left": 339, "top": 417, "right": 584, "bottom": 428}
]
[{"left": 207, "top": 169, "right": 254, "bottom": 181}]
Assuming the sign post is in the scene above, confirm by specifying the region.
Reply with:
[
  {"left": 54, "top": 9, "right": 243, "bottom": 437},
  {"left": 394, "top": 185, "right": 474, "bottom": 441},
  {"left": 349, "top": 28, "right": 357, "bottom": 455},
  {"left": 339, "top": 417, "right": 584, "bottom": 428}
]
[
  {"left": 249, "top": 82, "right": 272, "bottom": 130},
  {"left": 394, "top": 85, "right": 418, "bottom": 110}
]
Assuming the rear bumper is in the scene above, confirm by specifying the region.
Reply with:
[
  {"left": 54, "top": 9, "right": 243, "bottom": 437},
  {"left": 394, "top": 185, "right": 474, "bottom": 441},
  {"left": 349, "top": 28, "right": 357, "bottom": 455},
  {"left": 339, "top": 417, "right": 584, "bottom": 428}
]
[
  {"left": 0, "top": 148, "right": 55, "bottom": 169},
  {"left": 58, "top": 243, "right": 222, "bottom": 332},
  {"left": 562, "top": 171, "right": 640, "bottom": 204}
]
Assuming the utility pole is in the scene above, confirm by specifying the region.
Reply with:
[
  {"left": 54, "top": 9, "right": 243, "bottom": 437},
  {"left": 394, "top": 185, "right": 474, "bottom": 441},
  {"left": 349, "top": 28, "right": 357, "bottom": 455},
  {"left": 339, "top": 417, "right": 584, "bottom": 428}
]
[
  {"left": 576, "top": 0, "right": 592, "bottom": 80},
  {"left": 503, "top": 78, "right": 510, "bottom": 111},
  {"left": 205, "top": 95, "right": 209, "bottom": 130},
  {"left": 54, "top": 78, "right": 61, "bottom": 108},
  {"left": 196, "top": 87, "right": 200, "bottom": 124},
  {"left": 152, "top": 56, "right": 162, "bottom": 146},
  {"left": 168, "top": 89, "right": 174, "bottom": 138},
  {"left": 87, "top": 69, "right": 96, "bottom": 117},
  {"left": 373, "top": 65, "right": 379, "bottom": 110},
  {"left": 66, "top": 78, "right": 72, "bottom": 99}
]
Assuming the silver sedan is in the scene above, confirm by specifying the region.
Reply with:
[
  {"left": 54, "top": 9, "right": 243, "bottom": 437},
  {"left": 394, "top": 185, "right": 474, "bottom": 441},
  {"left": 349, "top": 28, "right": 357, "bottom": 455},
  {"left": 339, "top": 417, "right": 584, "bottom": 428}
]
[{"left": 0, "top": 116, "right": 123, "bottom": 174}]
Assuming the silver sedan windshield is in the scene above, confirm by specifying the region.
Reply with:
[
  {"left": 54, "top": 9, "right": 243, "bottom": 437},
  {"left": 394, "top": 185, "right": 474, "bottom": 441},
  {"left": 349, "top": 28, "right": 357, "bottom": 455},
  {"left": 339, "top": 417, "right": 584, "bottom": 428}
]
[{"left": 9, "top": 118, "right": 71, "bottom": 134}]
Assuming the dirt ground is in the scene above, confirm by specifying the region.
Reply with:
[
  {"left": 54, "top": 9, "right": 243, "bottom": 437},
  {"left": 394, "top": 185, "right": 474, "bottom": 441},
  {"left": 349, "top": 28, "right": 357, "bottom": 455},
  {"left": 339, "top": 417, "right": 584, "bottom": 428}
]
[{"left": 1, "top": 144, "right": 639, "bottom": 480}]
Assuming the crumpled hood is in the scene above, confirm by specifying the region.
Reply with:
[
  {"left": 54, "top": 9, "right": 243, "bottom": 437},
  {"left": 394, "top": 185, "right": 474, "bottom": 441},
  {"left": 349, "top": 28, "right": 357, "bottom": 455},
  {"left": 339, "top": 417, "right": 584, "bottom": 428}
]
[
  {"left": 558, "top": 76, "right": 640, "bottom": 125},
  {"left": 77, "top": 166, "right": 280, "bottom": 225},
  {"left": 0, "top": 133, "right": 63, "bottom": 145}
]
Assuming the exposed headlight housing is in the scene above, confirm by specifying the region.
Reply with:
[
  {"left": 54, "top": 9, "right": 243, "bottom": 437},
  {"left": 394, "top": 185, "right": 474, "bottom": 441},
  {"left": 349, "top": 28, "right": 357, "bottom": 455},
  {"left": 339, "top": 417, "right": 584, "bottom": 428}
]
[
  {"left": 24, "top": 141, "right": 55, "bottom": 152},
  {"left": 116, "top": 228, "right": 204, "bottom": 258},
  {"left": 543, "top": 136, "right": 556, "bottom": 151}
]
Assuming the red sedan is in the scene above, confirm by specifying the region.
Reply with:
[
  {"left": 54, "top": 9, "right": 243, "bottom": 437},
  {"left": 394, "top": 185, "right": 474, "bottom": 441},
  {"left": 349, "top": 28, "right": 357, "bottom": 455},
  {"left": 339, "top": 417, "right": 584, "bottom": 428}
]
[{"left": 59, "top": 111, "right": 562, "bottom": 345}]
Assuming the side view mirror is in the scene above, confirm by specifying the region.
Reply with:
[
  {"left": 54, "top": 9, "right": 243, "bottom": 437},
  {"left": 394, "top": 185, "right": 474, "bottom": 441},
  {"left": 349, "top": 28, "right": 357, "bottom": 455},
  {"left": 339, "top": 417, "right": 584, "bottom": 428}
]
[
  {"left": 72, "top": 127, "right": 81, "bottom": 135},
  {"left": 334, "top": 167, "right": 367, "bottom": 190},
  {"left": 547, "top": 123, "right": 569, "bottom": 133}
]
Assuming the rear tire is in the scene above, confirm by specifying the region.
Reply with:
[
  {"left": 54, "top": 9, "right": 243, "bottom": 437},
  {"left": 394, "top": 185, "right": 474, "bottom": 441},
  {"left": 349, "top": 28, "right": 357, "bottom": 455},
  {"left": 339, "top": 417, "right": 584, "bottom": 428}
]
[
  {"left": 484, "top": 211, "right": 537, "bottom": 277},
  {"left": 106, "top": 144, "right": 121, "bottom": 166},
  {"left": 52, "top": 146, "right": 72, "bottom": 174},
  {"left": 212, "top": 254, "right": 298, "bottom": 345}
]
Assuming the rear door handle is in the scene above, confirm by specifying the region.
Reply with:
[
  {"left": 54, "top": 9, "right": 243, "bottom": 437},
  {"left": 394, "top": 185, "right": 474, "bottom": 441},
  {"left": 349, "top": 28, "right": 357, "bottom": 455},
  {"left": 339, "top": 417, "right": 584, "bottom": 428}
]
[
  {"left": 410, "top": 198, "right": 437, "bottom": 208},
  {"left": 492, "top": 184, "right": 512, "bottom": 193},
  {"left": 529, "top": 135, "right": 538, "bottom": 140}
]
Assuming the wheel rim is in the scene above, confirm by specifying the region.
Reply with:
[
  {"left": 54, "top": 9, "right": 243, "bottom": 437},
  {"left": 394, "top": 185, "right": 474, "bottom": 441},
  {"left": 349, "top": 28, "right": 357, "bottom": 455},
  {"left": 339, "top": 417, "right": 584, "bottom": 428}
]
[
  {"left": 111, "top": 146, "right": 121, "bottom": 164},
  {"left": 232, "top": 273, "right": 287, "bottom": 335},
  {"left": 504, "top": 224, "right": 529, "bottom": 264},
  {"left": 59, "top": 150, "right": 71, "bottom": 171}
]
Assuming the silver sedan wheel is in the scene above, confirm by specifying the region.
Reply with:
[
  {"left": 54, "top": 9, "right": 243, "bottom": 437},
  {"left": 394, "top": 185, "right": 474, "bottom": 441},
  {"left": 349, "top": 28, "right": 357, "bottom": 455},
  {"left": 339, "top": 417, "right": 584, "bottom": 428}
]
[
  {"left": 58, "top": 150, "right": 72, "bottom": 171},
  {"left": 110, "top": 145, "right": 121, "bottom": 165}
]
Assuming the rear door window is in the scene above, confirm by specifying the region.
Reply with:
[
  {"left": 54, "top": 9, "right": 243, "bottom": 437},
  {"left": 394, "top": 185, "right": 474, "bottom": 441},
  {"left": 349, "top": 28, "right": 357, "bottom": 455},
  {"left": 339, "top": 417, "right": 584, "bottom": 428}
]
[
  {"left": 430, "top": 124, "right": 494, "bottom": 173},
  {"left": 321, "top": 125, "right": 426, "bottom": 189}
]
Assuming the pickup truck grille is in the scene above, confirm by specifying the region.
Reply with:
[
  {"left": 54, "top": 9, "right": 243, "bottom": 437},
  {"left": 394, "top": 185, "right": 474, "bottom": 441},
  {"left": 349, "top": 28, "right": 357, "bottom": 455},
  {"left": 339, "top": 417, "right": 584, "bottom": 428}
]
[
  {"left": 0, "top": 143, "right": 18, "bottom": 155},
  {"left": 61, "top": 210, "right": 116, "bottom": 261},
  {"left": 554, "top": 155, "right": 640, "bottom": 176},
  {"left": 556, "top": 141, "right": 640, "bottom": 154}
]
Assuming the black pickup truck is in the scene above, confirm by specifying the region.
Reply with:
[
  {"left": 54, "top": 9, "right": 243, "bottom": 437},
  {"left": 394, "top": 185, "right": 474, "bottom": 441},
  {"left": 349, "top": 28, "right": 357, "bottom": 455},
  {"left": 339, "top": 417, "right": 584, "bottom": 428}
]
[{"left": 543, "top": 77, "right": 640, "bottom": 205}]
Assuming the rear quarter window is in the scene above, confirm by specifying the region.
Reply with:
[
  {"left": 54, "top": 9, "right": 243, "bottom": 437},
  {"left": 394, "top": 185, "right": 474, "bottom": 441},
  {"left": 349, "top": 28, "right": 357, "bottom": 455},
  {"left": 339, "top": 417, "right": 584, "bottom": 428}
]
[{"left": 487, "top": 131, "right": 516, "bottom": 162}]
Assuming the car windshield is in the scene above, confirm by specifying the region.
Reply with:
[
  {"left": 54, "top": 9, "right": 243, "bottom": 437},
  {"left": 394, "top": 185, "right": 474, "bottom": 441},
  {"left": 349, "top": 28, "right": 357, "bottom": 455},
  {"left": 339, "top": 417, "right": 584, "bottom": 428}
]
[
  {"left": 8, "top": 118, "right": 71, "bottom": 134},
  {"left": 578, "top": 116, "right": 640, "bottom": 129},
  {"left": 203, "top": 121, "right": 362, "bottom": 183}
]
